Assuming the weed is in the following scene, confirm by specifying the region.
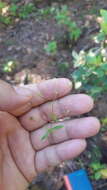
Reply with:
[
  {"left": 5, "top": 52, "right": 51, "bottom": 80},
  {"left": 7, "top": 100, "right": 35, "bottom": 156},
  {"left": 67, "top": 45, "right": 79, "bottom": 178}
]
[
  {"left": 57, "top": 61, "right": 69, "bottom": 73},
  {"left": 90, "top": 161, "right": 107, "bottom": 180},
  {"left": 39, "top": 6, "right": 55, "bottom": 17},
  {"left": 2, "top": 60, "right": 16, "bottom": 73},
  {"left": 9, "top": 3, "right": 18, "bottom": 16},
  {"left": 44, "top": 41, "right": 57, "bottom": 55},
  {"left": 100, "top": 117, "right": 107, "bottom": 132},
  {"left": 41, "top": 125, "right": 64, "bottom": 140},
  {"left": 0, "top": 2, "right": 36, "bottom": 25},
  {"left": 55, "top": 5, "right": 81, "bottom": 41},
  {"left": 18, "top": 3, "right": 36, "bottom": 19}
]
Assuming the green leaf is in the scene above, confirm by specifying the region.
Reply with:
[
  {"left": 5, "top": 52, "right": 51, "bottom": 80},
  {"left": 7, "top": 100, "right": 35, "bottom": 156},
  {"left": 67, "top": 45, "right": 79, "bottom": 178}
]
[
  {"left": 44, "top": 41, "right": 57, "bottom": 55},
  {"left": 95, "top": 68, "right": 104, "bottom": 77},
  {"left": 94, "top": 172, "right": 102, "bottom": 180},
  {"left": 90, "top": 86, "right": 102, "bottom": 97},
  {"left": 50, "top": 125, "right": 64, "bottom": 131},
  {"left": 47, "top": 125, "right": 64, "bottom": 134},
  {"left": 41, "top": 125, "right": 64, "bottom": 140},
  {"left": 90, "top": 162, "right": 102, "bottom": 171},
  {"left": 100, "top": 169, "right": 107, "bottom": 179},
  {"left": 86, "top": 52, "right": 102, "bottom": 65},
  {"left": 72, "top": 67, "right": 86, "bottom": 81},
  {"left": 96, "top": 32, "right": 106, "bottom": 42},
  {"left": 9, "top": 4, "right": 18, "bottom": 16},
  {"left": 41, "top": 133, "right": 49, "bottom": 140},
  {"left": 0, "top": 2, "right": 6, "bottom": 9},
  {"left": 100, "top": 22, "right": 107, "bottom": 34},
  {"left": 100, "top": 9, "right": 107, "bottom": 23},
  {"left": 100, "top": 9, "right": 107, "bottom": 34}
]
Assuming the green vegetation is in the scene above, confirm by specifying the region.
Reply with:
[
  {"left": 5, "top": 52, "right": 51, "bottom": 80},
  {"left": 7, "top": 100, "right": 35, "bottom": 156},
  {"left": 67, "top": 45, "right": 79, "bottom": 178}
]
[
  {"left": 41, "top": 125, "right": 64, "bottom": 140},
  {"left": 2, "top": 60, "right": 16, "bottom": 73},
  {"left": 43, "top": 5, "right": 81, "bottom": 56},
  {"left": 90, "top": 161, "right": 107, "bottom": 180},
  {"left": 18, "top": 3, "right": 36, "bottom": 19},
  {"left": 1, "top": 1, "right": 107, "bottom": 185},
  {"left": 0, "top": 2, "right": 36, "bottom": 25},
  {"left": 39, "top": 6, "right": 56, "bottom": 17},
  {"left": 44, "top": 41, "right": 57, "bottom": 55},
  {"left": 100, "top": 9, "right": 107, "bottom": 36},
  {"left": 72, "top": 49, "right": 107, "bottom": 98},
  {"left": 55, "top": 6, "right": 81, "bottom": 41},
  {"left": 72, "top": 9, "right": 107, "bottom": 98}
]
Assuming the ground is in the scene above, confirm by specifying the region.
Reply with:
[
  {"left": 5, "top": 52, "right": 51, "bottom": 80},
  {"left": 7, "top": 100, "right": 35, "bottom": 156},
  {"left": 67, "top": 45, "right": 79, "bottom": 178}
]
[{"left": 0, "top": 0, "right": 107, "bottom": 189}]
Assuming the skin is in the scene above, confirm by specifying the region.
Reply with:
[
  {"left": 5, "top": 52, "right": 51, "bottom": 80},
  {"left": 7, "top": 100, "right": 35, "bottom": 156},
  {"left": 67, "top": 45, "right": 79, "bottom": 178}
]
[{"left": 0, "top": 78, "right": 100, "bottom": 190}]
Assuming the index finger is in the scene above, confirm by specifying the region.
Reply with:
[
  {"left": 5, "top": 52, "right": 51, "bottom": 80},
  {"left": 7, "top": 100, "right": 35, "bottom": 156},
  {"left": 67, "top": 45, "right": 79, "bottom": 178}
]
[
  {"left": 21, "top": 78, "right": 72, "bottom": 107},
  {"left": 13, "top": 78, "right": 72, "bottom": 116}
]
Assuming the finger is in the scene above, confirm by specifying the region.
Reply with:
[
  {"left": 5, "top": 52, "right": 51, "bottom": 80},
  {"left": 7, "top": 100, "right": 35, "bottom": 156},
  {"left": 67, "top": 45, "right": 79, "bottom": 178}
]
[
  {"left": 20, "top": 94, "right": 94, "bottom": 131},
  {"left": 31, "top": 117, "right": 100, "bottom": 151},
  {"left": 0, "top": 80, "right": 32, "bottom": 116},
  {"left": 22, "top": 78, "right": 72, "bottom": 107},
  {"left": 35, "top": 139, "right": 86, "bottom": 173},
  {"left": 0, "top": 78, "right": 71, "bottom": 116}
]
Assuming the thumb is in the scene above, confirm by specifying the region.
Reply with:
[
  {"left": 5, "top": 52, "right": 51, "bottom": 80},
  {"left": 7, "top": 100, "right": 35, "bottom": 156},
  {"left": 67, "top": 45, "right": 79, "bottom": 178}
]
[{"left": 0, "top": 80, "right": 32, "bottom": 116}]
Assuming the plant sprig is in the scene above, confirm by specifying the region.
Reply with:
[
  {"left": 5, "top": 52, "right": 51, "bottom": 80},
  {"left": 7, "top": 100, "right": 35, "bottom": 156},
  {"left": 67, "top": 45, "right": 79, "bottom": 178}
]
[{"left": 41, "top": 125, "right": 64, "bottom": 140}]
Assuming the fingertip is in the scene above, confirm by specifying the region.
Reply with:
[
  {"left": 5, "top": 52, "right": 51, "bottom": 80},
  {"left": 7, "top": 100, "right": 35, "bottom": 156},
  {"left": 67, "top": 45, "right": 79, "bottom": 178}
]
[
  {"left": 88, "top": 116, "right": 101, "bottom": 134},
  {"left": 81, "top": 139, "right": 87, "bottom": 150},
  {"left": 80, "top": 94, "right": 94, "bottom": 110},
  {"left": 73, "top": 139, "right": 87, "bottom": 152},
  {"left": 58, "top": 78, "right": 72, "bottom": 91},
  {"left": 74, "top": 94, "right": 94, "bottom": 113}
]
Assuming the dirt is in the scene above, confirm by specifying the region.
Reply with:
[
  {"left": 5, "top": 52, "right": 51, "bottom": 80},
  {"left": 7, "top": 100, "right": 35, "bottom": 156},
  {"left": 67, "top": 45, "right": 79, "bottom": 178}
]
[{"left": 1, "top": 0, "right": 107, "bottom": 190}]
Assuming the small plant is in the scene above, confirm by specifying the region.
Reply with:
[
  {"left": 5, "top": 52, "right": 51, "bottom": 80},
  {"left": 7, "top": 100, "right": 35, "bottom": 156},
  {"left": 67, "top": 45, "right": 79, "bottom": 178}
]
[
  {"left": 0, "top": 2, "right": 11, "bottom": 25},
  {"left": 90, "top": 161, "right": 107, "bottom": 180},
  {"left": 44, "top": 41, "right": 57, "bottom": 55},
  {"left": 101, "top": 117, "right": 107, "bottom": 125},
  {"left": 0, "top": 2, "right": 36, "bottom": 25},
  {"left": 39, "top": 6, "right": 56, "bottom": 17},
  {"left": 18, "top": 3, "right": 36, "bottom": 19},
  {"left": 41, "top": 108, "right": 64, "bottom": 140},
  {"left": 9, "top": 3, "right": 18, "bottom": 16},
  {"left": 41, "top": 125, "right": 64, "bottom": 140},
  {"left": 55, "top": 5, "right": 81, "bottom": 41},
  {"left": 0, "top": 15, "right": 11, "bottom": 25},
  {"left": 3, "top": 60, "right": 16, "bottom": 73},
  {"left": 100, "top": 117, "right": 107, "bottom": 132}
]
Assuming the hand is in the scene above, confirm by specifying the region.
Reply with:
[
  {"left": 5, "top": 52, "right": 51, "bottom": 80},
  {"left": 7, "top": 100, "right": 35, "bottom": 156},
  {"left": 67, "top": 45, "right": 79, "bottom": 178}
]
[{"left": 0, "top": 79, "right": 100, "bottom": 190}]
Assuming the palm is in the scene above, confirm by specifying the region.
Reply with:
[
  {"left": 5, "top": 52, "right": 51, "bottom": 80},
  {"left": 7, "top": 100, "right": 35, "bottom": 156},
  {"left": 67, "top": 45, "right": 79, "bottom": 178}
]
[
  {"left": 0, "top": 78, "right": 100, "bottom": 190},
  {"left": 0, "top": 112, "right": 32, "bottom": 190}
]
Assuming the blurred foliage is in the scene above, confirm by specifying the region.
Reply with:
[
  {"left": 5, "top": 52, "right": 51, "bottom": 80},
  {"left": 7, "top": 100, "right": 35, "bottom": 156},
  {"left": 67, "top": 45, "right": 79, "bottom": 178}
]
[
  {"left": 55, "top": 5, "right": 81, "bottom": 41},
  {"left": 2, "top": 60, "right": 16, "bottom": 73},
  {"left": 72, "top": 9, "right": 107, "bottom": 98},
  {"left": 100, "top": 117, "right": 107, "bottom": 132},
  {"left": 90, "top": 161, "right": 107, "bottom": 180},
  {"left": 0, "top": 1, "right": 36, "bottom": 25},
  {"left": 44, "top": 41, "right": 57, "bottom": 55}
]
